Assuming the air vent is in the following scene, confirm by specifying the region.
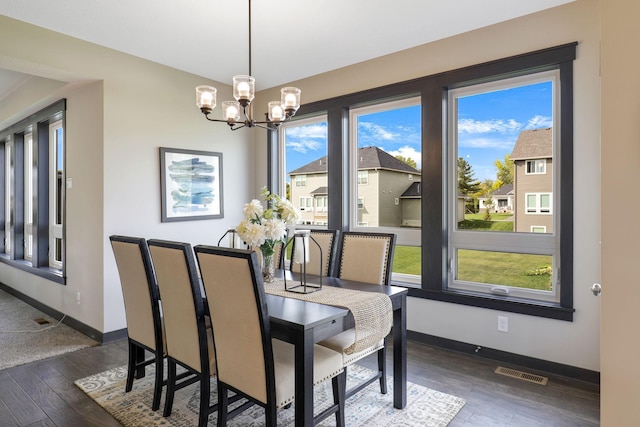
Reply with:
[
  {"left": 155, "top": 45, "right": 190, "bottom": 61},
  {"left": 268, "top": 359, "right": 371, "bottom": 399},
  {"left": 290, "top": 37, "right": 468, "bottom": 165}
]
[
  {"left": 33, "top": 317, "right": 51, "bottom": 325},
  {"left": 495, "top": 366, "right": 548, "bottom": 385}
]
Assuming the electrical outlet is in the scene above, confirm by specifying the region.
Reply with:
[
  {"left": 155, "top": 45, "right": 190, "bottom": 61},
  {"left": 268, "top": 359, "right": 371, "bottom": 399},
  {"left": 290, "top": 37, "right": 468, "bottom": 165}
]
[
  {"left": 498, "top": 315, "right": 508, "bottom": 332},
  {"left": 76, "top": 292, "right": 81, "bottom": 304}
]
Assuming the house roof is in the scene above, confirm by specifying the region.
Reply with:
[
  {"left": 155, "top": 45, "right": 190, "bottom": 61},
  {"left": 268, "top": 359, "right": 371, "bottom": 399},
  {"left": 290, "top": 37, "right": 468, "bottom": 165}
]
[
  {"left": 289, "top": 146, "right": 419, "bottom": 175},
  {"left": 310, "top": 186, "right": 328, "bottom": 195},
  {"left": 510, "top": 128, "right": 553, "bottom": 160},
  {"left": 493, "top": 183, "right": 514, "bottom": 195},
  {"left": 400, "top": 182, "right": 421, "bottom": 198}
]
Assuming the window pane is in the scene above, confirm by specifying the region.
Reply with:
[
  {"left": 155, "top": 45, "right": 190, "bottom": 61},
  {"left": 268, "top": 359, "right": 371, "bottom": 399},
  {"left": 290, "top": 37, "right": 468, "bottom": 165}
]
[
  {"left": 353, "top": 100, "right": 421, "bottom": 228},
  {"left": 282, "top": 117, "right": 328, "bottom": 226},
  {"left": 449, "top": 70, "right": 560, "bottom": 303},
  {"left": 456, "top": 79, "right": 554, "bottom": 235},
  {"left": 24, "top": 133, "right": 33, "bottom": 260},
  {"left": 350, "top": 97, "right": 422, "bottom": 285},
  {"left": 5, "top": 140, "right": 11, "bottom": 255},
  {"left": 456, "top": 249, "right": 552, "bottom": 292}
]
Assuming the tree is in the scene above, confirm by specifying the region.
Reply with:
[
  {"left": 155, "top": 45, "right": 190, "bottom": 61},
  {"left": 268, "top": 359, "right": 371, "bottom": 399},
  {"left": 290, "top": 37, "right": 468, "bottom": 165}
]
[
  {"left": 494, "top": 153, "right": 514, "bottom": 188},
  {"left": 395, "top": 155, "right": 417, "bottom": 169},
  {"left": 483, "top": 196, "right": 494, "bottom": 221},
  {"left": 457, "top": 157, "right": 481, "bottom": 195}
]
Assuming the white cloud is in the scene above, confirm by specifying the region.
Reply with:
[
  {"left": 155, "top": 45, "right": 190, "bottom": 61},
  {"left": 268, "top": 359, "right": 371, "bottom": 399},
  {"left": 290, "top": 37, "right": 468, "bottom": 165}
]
[
  {"left": 285, "top": 123, "right": 327, "bottom": 153},
  {"left": 285, "top": 124, "right": 327, "bottom": 139},
  {"left": 458, "top": 118, "right": 521, "bottom": 134},
  {"left": 525, "top": 115, "right": 552, "bottom": 129},
  {"left": 358, "top": 122, "right": 398, "bottom": 141},
  {"left": 458, "top": 137, "right": 516, "bottom": 150},
  {"left": 387, "top": 146, "right": 422, "bottom": 169},
  {"left": 287, "top": 139, "right": 323, "bottom": 154}
]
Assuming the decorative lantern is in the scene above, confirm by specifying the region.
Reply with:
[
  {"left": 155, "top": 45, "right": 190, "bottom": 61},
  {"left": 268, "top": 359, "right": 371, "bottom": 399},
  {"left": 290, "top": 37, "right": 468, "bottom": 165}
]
[{"left": 284, "top": 230, "right": 322, "bottom": 293}]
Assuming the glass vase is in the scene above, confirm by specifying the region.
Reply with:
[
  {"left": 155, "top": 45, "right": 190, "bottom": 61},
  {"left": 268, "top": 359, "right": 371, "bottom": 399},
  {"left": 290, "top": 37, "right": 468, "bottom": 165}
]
[{"left": 261, "top": 249, "right": 275, "bottom": 283}]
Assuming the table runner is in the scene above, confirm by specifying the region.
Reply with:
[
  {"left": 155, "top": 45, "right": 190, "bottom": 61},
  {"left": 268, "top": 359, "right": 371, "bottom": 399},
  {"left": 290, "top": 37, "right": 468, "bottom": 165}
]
[{"left": 264, "top": 279, "right": 392, "bottom": 354}]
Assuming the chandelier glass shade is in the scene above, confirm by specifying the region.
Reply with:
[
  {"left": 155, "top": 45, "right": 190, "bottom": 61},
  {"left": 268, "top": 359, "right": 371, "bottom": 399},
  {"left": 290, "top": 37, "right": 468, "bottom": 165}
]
[{"left": 195, "top": 0, "right": 301, "bottom": 131}]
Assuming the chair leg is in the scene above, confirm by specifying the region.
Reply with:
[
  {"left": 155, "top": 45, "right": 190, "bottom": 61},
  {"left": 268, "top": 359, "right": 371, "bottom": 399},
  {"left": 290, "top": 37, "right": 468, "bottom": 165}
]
[
  {"left": 125, "top": 340, "right": 137, "bottom": 392},
  {"left": 332, "top": 371, "right": 347, "bottom": 427},
  {"left": 217, "top": 381, "right": 228, "bottom": 427},
  {"left": 151, "top": 352, "right": 164, "bottom": 411},
  {"left": 265, "top": 403, "right": 278, "bottom": 427},
  {"left": 163, "top": 359, "right": 177, "bottom": 417},
  {"left": 198, "top": 373, "right": 210, "bottom": 427},
  {"left": 378, "top": 346, "right": 387, "bottom": 395},
  {"left": 134, "top": 344, "right": 146, "bottom": 379}
]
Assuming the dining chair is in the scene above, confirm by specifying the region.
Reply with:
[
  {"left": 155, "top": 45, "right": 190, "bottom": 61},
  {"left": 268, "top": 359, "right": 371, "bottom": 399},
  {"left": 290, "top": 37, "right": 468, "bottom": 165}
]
[
  {"left": 318, "top": 231, "right": 396, "bottom": 399},
  {"left": 290, "top": 229, "right": 339, "bottom": 277},
  {"left": 109, "top": 235, "right": 165, "bottom": 411},
  {"left": 147, "top": 239, "right": 220, "bottom": 426},
  {"left": 193, "top": 245, "right": 347, "bottom": 427}
]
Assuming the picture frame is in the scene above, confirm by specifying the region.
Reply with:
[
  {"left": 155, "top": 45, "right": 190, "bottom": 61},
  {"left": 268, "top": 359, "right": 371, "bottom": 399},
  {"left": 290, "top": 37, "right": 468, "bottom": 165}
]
[{"left": 160, "top": 147, "right": 223, "bottom": 222}]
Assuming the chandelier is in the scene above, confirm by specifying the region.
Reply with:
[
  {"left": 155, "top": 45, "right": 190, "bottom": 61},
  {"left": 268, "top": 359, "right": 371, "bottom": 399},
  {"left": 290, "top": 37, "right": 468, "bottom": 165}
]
[{"left": 195, "top": 0, "right": 301, "bottom": 131}]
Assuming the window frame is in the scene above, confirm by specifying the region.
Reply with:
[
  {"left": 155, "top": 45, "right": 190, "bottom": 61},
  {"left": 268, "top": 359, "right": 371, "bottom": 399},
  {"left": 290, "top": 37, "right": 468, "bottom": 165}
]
[
  {"left": 526, "top": 159, "right": 546, "bottom": 174},
  {"left": 273, "top": 43, "right": 575, "bottom": 321},
  {"left": 447, "top": 70, "right": 560, "bottom": 303},
  {"left": 526, "top": 192, "right": 553, "bottom": 214},
  {"left": 0, "top": 99, "right": 66, "bottom": 284}
]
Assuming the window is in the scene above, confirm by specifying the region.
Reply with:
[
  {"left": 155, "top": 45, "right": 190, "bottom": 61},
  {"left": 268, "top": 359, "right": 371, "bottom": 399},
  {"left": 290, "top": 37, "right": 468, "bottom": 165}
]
[
  {"left": 24, "top": 132, "right": 33, "bottom": 260},
  {"left": 0, "top": 99, "right": 66, "bottom": 283},
  {"left": 50, "top": 120, "right": 64, "bottom": 269},
  {"left": 299, "top": 196, "right": 313, "bottom": 210},
  {"left": 358, "top": 171, "right": 368, "bottom": 185},
  {"left": 315, "top": 195, "right": 328, "bottom": 212},
  {"left": 4, "top": 138, "right": 11, "bottom": 255},
  {"left": 449, "top": 70, "right": 559, "bottom": 303},
  {"left": 526, "top": 159, "right": 546, "bottom": 174},
  {"left": 275, "top": 43, "right": 575, "bottom": 320},
  {"left": 280, "top": 115, "right": 328, "bottom": 228},
  {"left": 526, "top": 193, "right": 552, "bottom": 214}
]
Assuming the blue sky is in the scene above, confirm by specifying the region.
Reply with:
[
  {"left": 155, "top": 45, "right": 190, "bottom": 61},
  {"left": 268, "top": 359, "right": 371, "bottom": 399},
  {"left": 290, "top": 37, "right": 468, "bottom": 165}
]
[{"left": 284, "top": 80, "right": 552, "bottom": 183}]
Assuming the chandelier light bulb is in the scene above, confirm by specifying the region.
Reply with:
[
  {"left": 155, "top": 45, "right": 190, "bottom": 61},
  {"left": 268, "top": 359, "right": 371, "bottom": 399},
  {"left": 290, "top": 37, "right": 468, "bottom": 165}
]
[
  {"left": 268, "top": 101, "right": 284, "bottom": 121},
  {"left": 196, "top": 85, "right": 217, "bottom": 112}
]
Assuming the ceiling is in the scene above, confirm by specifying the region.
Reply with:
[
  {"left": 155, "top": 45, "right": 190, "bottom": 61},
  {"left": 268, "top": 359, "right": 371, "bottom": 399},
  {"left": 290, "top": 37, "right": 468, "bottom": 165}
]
[{"left": 0, "top": 0, "right": 573, "bottom": 98}]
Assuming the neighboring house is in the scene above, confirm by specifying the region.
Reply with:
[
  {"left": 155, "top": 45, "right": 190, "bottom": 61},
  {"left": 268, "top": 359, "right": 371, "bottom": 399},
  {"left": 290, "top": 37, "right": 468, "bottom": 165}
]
[
  {"left": 479, "top": 183, "right": 514, "bottom": 213},
  {"left": 510, "top": 128, "right": 553, "bottom": 233},
  {"left": 289, "top": 146, "right": 420, "bottom": 227}
]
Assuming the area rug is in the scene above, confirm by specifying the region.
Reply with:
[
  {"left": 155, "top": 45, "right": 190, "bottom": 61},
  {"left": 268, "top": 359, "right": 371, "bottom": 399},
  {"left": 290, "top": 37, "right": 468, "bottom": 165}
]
[
  {"left": 0, "top": 288, "right": 98, "bottom": 370},
  {"left": 76, "top": 363, "right": 465, "bottom": 426}
]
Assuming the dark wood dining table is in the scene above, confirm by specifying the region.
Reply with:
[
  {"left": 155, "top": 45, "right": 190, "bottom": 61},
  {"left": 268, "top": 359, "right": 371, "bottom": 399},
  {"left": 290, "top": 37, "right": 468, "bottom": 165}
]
[{"left": 266, "top": 270, "right": 408, "bottom": 427}]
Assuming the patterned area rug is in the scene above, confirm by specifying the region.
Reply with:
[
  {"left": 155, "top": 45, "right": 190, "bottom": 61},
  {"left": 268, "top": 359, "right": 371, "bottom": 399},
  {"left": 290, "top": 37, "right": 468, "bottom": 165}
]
[
  {"left": 0, "top": 288, "right": 97, "bottom": 370},
  {"left": 76, "top": 363, "right": 465, "bottom": 426}
]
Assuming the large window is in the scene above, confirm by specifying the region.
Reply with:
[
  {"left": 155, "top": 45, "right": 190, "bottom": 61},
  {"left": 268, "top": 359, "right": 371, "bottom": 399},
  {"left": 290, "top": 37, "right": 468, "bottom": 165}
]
[
  {"left": 0, "top": 99, "right": 66, "bottom": 282},
  {"left": 280, "top": 115, "right": 328, "bottom": 227},
  {"left": 448, "top": 71, "right": 559, "bottom": 302},
  {"left": 275, "top": 44, "right": 575, "bottom": 320}
]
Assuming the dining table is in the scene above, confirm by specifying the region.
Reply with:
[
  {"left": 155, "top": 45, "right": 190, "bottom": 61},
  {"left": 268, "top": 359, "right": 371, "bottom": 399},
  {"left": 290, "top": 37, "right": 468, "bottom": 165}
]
[{"left": 265, "top": 269, "right": 408, "bottom": 427}]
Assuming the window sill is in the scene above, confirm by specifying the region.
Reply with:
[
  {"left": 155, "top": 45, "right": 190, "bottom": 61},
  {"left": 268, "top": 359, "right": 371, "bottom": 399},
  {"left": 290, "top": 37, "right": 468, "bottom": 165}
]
[
  {"left": 0, "top": 254, "right": 64, "bottom": 284},
  {"left": 404, "top": 286, "right": 574, "bottom": 321}
]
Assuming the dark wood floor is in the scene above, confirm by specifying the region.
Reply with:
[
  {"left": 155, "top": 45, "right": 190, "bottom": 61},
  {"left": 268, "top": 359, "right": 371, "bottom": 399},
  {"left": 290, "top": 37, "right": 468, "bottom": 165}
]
[{"left": 0, "top": 338, "right": 599, "bottom": 426}]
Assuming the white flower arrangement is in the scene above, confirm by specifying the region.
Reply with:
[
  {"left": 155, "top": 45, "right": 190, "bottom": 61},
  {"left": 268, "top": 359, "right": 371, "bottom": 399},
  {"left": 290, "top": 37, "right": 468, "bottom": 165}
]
[{"left": 236, "top": 187, "right": 301, "bottom": 256}]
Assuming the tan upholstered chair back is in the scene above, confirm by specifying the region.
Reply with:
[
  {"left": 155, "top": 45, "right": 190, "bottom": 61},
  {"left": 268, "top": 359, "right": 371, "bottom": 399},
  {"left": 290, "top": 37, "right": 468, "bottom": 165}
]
[
  {"left": 291, "top": 230, "right": 338, "bottom": 277},
  {"left": 110, "top": 239, "right": 157, "bottom": 350},
  {"left": 338, "top": 232, "right": 396, "bottom": 285},
  {"left": 196, "top": 248, "right": 270, "bottom": 405},
  {"left": 148, "top": 243, "right": 203, "bottom": 373}
]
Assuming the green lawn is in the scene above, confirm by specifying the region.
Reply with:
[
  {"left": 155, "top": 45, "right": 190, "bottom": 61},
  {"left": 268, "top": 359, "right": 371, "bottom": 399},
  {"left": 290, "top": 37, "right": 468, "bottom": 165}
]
[
  {"left": 457, "top": 213, "right": 514, "bottom": 231},
  {"left": 392, "top": 213, "right": 552, "bottom": 291}
]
